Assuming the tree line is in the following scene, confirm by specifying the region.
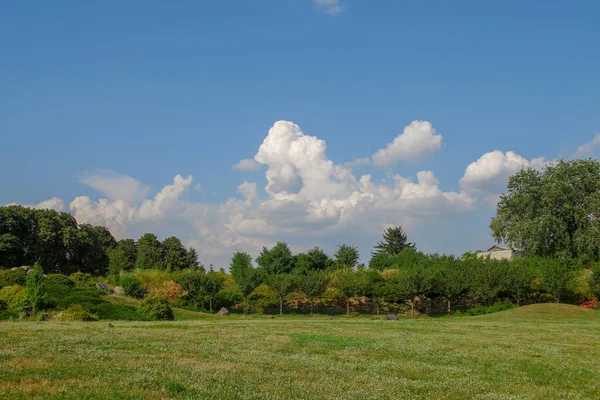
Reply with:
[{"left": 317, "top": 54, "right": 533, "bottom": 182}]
[
  {"left": 2, "top": 159, "right": 600, "bottom": 316},
  {"left": 0, "top": 206, "right": 199, "bottom": 275}
]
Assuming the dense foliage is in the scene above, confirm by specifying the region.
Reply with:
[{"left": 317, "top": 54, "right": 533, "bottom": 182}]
[{"left": 492, "top": 159, "right": 600, "bottom": 261}]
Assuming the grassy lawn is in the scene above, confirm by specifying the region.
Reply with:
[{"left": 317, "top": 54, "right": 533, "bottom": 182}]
[{"left": 1, "top": 304, "right": 599, "bottom": 399}]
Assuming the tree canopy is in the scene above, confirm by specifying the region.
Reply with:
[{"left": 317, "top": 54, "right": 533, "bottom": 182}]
[
  {"left": 491, "top": 159, "right": 600, "bottom": 262},
  {"left": 373, "top": 226, "right": 415, "bottom": 256}
]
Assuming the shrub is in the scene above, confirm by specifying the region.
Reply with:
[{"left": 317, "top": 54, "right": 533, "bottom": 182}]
[
  {"left": 0, "top": 268, "right": 27, "bottom": 287},
  {"left": 579, "top": 296, "right": 598, "bottom": 309},
  {"left": 59, "top": 304, "right": 97, "bottom": 321},
  {"left": 43, "top": 274, "right": 75, "bottom": 288},
  {"left": 138, "top": 296, "right": 174, "bottom": 321},
  {"left": 0, "top": 285, "right": 27, "bottom": 313},
  {"left": 120, "top": 274, "right": 142, "bottom": 298},
  {"left": 92, "top": 303, "right": 149, "bottom": 321},
  {"left": 69, "top": 272, "right": 96, "bottom": 287},
  {"left": 57, "top": 287, "right": 105, "bottom": 310},
  {"left": 455, "top": 302, "right": 516, "bottom": 317}
]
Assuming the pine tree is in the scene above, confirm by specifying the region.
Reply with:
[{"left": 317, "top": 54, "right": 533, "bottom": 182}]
[{"left": 373, "top": 226, "right": 415, "bottom": 256}]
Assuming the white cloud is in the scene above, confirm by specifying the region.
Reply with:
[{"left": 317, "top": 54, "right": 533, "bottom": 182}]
[
  {"left": 237, "top": 181, "right": 257, "bottom": 202},
  {"left": 7, "top": 197, "right": 65, "bottom": 212},
  {"left": 574, "top": 133, "right": 600, "bottom": 157},
  {"left": 232, "top": 158, "right": 262, "bottom": 171},
  {"left": 15, "top": 120, "right": 478, "bottom": 267},
  {"left": 137, "top": 174, "right": 193, "bottom": 221},
  {"left": 314, "top": 0, "right": 343, "bottom": 15},
  {"left": 460, "top": 150, "right": 547, "bottom": 197},
  {"left": 80, "top": 170, "right": 149, "bottom": 204},
  {"left": 372, "top": 121, "right": 443, "bottom": 167}
]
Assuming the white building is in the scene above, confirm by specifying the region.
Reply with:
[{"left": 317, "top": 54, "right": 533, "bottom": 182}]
[{"left": 477, "top": 245, "right": 521, "bottom": 261}]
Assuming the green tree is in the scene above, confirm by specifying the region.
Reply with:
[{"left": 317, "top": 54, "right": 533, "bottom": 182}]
[
  {"left": 333, "top": 268, "right": 365, "bottom": 315},
  {"left": 436, "top": 257, "right": 469, "bottom": 314},
  {"left": 294, "top": 247, "right": 332, "bottom": 274},
  {"left": 469, "top": 259, "right": 508, "bottom": 307},
  {"left": 539, "top": 258, "right": 573, "bottom": 303},
  {"left": 230, "top": 251, "right": 263, "bottom": 313},
  {"left": 175, "top": 268, "right": 205, "bottom": 308},
  {"left": 373, "top": 226, "right": 415, "bottom": 256},
  {"left": 116, "top": 239, "right": 137, "bottom": 270},
  {"left": 504, "top": 258, "right": 538, "bottom": 306},
  {"left": 186, "top": 247, "right": 201, "bottom": 270},
  {"left": 135, "top": 233, "right": 164, "bottom": 270},
  {"left": 298, "top": 270, "right": 330, "bottom": 314},
  {"left": 256, "top": 242, "right": 295, "bottom": 275},
  {"left": 491, "top": 159, "right": 600, "bottom": 260},
  {"left": 26, "top": 262, "right": 44, "bottom": 313},
  {"left": 163, "top": 236, "right": 188, "bottom": 272},
  {"left": 266, "top": 273, "right": 296, "bottom": 315},
  {"left": 334, "top": 244, "right": 360, "bottom": 270},
  {"left": 108, "top": 249, "right": 129, "bottom": 276},
  {"left": 203, "top": 269, "right": 225, "bottom": 311}
]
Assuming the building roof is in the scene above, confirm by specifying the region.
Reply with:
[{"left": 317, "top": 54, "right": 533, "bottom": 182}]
[{"left": 486, "top": 245, "right": 511, "bottom": 252}]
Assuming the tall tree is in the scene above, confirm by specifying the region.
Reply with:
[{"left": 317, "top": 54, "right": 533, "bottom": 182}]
[
  {"left": 116, "top": 239, "right": 137, "bottom": 270},
  {"left": 491, "top": 159, "right": 600, "bottom": 260},
  {"left": 26, "top": 262, "right": 44, "bottom": 313},
  {"left": 163, "top": 236, "right": 188, "bottom": 272},
  {"left": 230, "top": 251, "right": 263, "bottom": 313},
  {"left": 373, "top": 226, "right": 415, "bottom": 256},
  {"left": 256, "top": 242, "right": 295, "bottom": 275},
  {"left": 186, "top": 247, "right": 201, "bottom": 270},
  {"left": 203, "top": 268, "right": 225, "bottom": 311},
  {"left": 334, "top": 244, "right": 360, "bottom": 270},
  {"left": 135, "top": 233, "right": 164, "bottom": 270}
]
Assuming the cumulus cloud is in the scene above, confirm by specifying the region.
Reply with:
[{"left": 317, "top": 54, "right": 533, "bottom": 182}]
[
  {"left": 7, "top": 197, "right": 65, "bottom": 212},
  {"left": 232, "top": 158, "right": 262, "bottom": 171},
  {"left": 80, "top": 170, "right": 149, "bottom": 204},
  {"left": 372, "top": 121, "right": 443, "bottom": 167},
  {"left": 136, "top": 175, "right": 193, "bottom": 221},
  {"left": 574, "top": 133, "right": 600, "bottom": 157},
  {"left": 314, "top": 0, "right": 343, "bottom": 15},
  {"left": 460, "top": 150, "right": 547, "bottom": 199},
  {"left": 15, "top": 120, "right": 478, "bottom": 267}
]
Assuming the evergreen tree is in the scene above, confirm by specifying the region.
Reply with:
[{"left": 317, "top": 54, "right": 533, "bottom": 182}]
[{"left": 373, "top": 226, "right": 415, "bottom": 256}]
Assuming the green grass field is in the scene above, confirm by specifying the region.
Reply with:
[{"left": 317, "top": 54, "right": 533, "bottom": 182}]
[{"left": 1, "top": 304, "right": 599, "bottom": 399}]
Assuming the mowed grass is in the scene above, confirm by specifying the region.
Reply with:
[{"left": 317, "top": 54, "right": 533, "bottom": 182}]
[{"left": 1, "top": 304, "right": 600, "bottom": 399}]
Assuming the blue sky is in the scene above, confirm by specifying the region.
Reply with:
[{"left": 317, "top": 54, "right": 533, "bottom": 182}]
[{"left": 2, "top": 1, "right": 599, "bottom": 267}]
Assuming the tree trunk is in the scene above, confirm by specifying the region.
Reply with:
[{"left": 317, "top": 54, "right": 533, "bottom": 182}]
[
  {"left": 244, "top": 296, "right": 247, "bottom": 314},
  {"left": 447, "top": 299, "right": 451, "bottom": 315},
  {"left": 376, "top": 301, "right": 379, "bottom": 316},
  {"left": 310, "top": 298, "right": 314, "bottom": 315},
  {"left": 411, "top": 299, "right": 415, "bottom": 317},
  {"left": 209, "top": 296, "right": 213, "bottom": 312},
  {"left": 346, "top": 298, "right": 350, "bottom": 316},
  {"left": 279, "top": 296, "right": 283, "bottom": 315}
]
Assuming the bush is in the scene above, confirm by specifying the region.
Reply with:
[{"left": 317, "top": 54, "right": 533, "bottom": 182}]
[
  {"left": 57, "top": 287, "right": 105, "bottom": 310},
  {"left": 43, "top": 274, "right": 75, "bottom": 288},
  {"left": 92, "top": 303, "right": 149, "bottom": 321},
  {"left": 0, "top": 268, "right": 27, "bottom": 287},
  {"left": 138, "top": 296, "right": 174, "bottom": 321},
  {"left": 0, "top": 285, "right": 27, "bottom": 314},
  {"left": 59, "top": 304, "right": 97, "bottom": 321},
  {"left": 455, "top": 302, "right": 516, "bottom": 317},
  {"left": 69, "top": 272, "right": 96, "bottom": 287},
  {"left": 120, "top": 274, "right": 142, "bottom": 298}
]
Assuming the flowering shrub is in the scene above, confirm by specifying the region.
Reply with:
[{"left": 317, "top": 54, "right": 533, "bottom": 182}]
[{"left": 579, "top": 296, "right": 598, "bottom": 309}]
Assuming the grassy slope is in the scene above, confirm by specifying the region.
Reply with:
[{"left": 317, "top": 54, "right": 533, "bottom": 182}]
[{"left": 1, "top": 304, "right": 599, "bottom": 399}]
